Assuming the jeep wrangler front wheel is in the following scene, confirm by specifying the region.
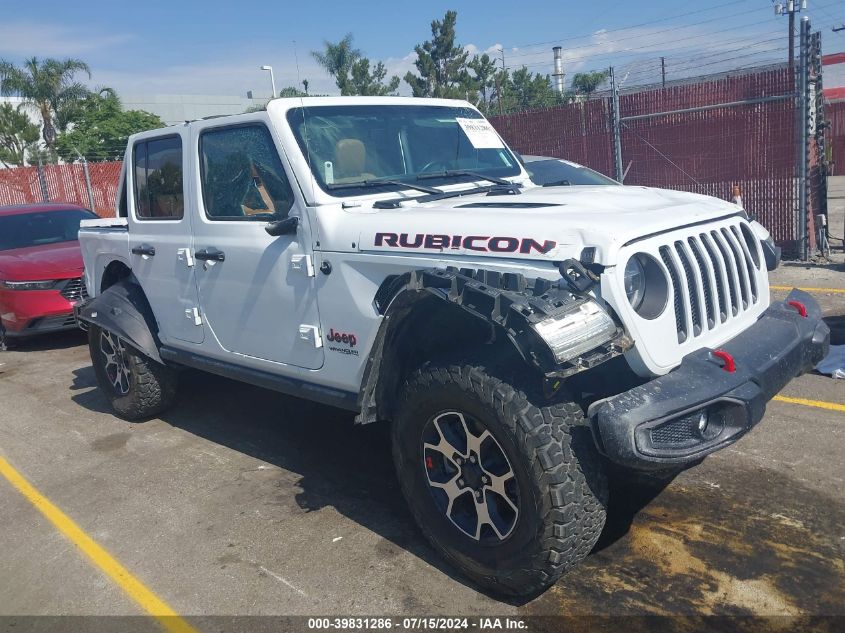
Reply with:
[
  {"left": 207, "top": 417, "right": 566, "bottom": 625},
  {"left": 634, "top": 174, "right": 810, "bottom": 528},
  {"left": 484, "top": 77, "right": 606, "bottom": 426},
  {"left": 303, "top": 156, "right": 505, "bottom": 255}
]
[
  {"left": 89, "top": 325, "right": 178, "bottom": 421},
  {"left": 392, "top": 358, "right": 608, "bottom": 596}
]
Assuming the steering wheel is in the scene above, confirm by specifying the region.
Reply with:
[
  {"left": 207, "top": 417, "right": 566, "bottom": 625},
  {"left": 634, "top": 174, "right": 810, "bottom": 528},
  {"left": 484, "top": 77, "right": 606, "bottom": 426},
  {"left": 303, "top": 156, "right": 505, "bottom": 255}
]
[{"left": 418, "top": 160, "right": 450, "bottom": 174}]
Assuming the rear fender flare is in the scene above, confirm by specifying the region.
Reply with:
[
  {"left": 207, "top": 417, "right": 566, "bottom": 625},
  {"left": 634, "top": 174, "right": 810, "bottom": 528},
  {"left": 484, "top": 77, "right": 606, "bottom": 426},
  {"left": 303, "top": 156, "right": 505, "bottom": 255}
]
[{"left": 76, "top": 280, "right": 163, "bottom": 364}]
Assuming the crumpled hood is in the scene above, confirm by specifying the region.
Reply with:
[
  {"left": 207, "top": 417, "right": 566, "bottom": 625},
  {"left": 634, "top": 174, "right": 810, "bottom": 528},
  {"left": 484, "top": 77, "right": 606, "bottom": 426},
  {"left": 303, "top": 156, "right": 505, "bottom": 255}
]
[
  {"left": 352, "top": 185, "right": 742, "bottom": 265},
  {"left": 0, "top": 241, "right": 84, "bottom": 280}
]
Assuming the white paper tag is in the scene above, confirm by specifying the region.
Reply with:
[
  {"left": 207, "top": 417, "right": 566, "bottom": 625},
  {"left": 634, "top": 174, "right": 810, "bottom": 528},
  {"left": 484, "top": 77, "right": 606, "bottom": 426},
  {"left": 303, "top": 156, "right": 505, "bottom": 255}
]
[{"left": 456, "top": 118, "right": 504, "bottom": 149}]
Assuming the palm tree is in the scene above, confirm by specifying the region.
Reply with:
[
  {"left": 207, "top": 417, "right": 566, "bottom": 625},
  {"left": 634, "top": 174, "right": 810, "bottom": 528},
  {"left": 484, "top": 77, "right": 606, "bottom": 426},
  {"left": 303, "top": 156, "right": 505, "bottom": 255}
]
[
  {"left": 312, "top": 34, "right": 361, "bottom": 94},
  {"left": 571, "top": 70, "right": 609, "bottom": 101},
  {"left": 0, "top": 57, "right": 91, "bottom": 150}
]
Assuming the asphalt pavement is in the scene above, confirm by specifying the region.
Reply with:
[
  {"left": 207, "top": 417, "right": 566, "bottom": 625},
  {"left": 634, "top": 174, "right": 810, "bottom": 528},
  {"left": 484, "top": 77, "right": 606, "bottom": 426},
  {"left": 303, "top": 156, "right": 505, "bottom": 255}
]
[{"left": 0, "top": 261, "right": 843, "bottom": 626}]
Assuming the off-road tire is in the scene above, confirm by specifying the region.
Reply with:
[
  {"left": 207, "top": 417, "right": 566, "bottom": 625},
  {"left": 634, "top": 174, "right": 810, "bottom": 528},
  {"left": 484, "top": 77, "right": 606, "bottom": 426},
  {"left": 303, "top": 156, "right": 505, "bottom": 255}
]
[
  {"left": 392, "top": 355, "right": 608, "bottom": 597},
  {"left": 89, "top": 324, "right": 178, "bottom": 420}
]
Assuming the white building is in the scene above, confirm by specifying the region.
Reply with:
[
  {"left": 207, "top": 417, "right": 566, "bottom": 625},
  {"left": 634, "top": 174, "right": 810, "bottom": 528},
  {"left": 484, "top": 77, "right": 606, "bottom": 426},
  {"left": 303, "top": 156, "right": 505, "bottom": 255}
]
[
  {"left": 1, "top": 93, "right": 266, "bottom": 128},
  {"left": 119, "top": 93, "right": 266, "bottom": 125}
]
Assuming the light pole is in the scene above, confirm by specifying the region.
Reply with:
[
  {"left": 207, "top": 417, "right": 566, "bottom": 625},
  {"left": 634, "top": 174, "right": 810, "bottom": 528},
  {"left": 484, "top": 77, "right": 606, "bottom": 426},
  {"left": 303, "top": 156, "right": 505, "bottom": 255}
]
[{"left": 260, "top": 65, "right": 277, "bottom": 99}]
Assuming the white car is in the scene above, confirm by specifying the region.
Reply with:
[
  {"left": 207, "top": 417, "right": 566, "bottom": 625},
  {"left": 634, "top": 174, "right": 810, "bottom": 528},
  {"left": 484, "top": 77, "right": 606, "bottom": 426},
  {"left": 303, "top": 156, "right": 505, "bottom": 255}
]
[
  {"left": 76, "top": 97, "right": 828, "bottom": 596},
  {"left": 521, "top": 155, "right": 619, "bottom": 187},
  {"left": 522, "top": 154, "right": 782, "bottom": 270}
]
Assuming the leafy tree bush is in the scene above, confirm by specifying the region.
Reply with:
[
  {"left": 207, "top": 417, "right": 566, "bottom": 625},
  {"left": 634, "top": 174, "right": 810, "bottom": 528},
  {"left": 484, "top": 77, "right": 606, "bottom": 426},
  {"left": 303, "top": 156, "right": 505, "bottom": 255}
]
[
  {"left": 0, "top": 102, "right": 40, "bottom": 166},
  {"left": 56, "top": 89, "right": 164, "bottom": 162},
  {"left": 0, "top": 57, "right": 90, "bottom": 150}
]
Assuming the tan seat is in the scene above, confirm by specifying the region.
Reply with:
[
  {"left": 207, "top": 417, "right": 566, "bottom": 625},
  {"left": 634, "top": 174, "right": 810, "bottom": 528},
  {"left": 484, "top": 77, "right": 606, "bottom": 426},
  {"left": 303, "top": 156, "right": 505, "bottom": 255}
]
[{"left": 334, "top": 138, "right": 376, "bottom": 182}]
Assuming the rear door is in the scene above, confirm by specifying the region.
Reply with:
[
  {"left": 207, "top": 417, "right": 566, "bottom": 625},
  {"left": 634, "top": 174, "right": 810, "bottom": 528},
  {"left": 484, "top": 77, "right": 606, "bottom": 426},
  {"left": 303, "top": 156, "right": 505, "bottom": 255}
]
[
  {"left": 128, "top": 130, "right": 204, "bottom": 344},
  {"left": 189, "top": 118, "right": 323, "bottom": 370}
]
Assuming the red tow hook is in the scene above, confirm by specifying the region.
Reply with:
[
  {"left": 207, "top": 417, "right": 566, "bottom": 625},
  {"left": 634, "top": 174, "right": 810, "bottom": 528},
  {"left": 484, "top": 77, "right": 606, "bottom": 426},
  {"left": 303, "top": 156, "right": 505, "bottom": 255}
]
[
  {"left": 712, "top": 349, "right": 736, "bottom": 373},
  {"left": 787, "top": 300, "right": 808, "bottom": 318}
]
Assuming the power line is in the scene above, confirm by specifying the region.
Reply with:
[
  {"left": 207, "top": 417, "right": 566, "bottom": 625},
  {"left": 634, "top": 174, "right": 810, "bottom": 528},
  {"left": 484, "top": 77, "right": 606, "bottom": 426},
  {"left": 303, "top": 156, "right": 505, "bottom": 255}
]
[
  {"left": 509, "top": 0, "right": 760, "bottom": 50},
  {"left": 507, "top": 3, "right": 769, "bottom": 58},
  {"left": 511, "top": 21, "right": 784, "bottom": 70}
]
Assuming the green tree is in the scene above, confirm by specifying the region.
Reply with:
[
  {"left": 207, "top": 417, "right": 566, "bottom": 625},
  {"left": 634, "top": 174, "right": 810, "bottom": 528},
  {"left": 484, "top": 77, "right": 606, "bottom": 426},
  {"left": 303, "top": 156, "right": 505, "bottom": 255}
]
[
  {"left": 312, "top": 33, "right": 361, "bottom": 94},
  {"left": 312, "top": 35, "right": 398, "bottom": 96},
  {"left": 468, "top": 53, "right": 497, "bottom": 113},
  {"left": 571, "top": 70, "right": 609, "bottom": 100},
  {"left": 348, "top": 58, "right": 400, "bottom": 96},
  {"left": 0, "top": 103, "right": 40, "bottom": 166},
  {"left": 404, "top": 10, "right": 474, "bottom": 99},
  {"left": 56, "top": 89, "right": 163, "bottom": 162},
  {"left": 484, "top": 66, "right": 562, "bottom": 115},
  {"left": 279, "top": 86, "right": 308, "bottom": 97},
  {"left": 0, "top": 57, "right": 91, "bottom": 150},
  {"left": 507, "top": 67, "right": 560, "bottom": 111}
]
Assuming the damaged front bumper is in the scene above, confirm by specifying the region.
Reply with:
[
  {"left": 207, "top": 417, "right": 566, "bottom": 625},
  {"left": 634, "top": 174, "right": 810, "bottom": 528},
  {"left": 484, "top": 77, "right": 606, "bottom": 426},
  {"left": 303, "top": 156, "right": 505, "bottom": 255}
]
[{"left": 589, "top": 289, "right": 830, "bottom": 470}]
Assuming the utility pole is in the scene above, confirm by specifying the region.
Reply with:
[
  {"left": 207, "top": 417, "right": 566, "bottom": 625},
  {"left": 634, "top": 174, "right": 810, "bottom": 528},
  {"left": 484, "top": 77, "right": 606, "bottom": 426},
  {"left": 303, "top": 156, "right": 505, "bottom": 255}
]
[
  {"left": 797, "top": 16, "right": 810, "bottom": 261},
  {"left": 496, "top": 48, "right": 507, "bottom": 115},
  {"left": 74, "top": 147, "right": 96, "bottom": 212},
  {"left": 660, "top": 57, "right": 666, "bottom": 87},
  {"left": 774, "top": 1, "right": 807, "bottom": 67},
  {"left": 609, "top": 66, "right": 624, "bottom": 183}
]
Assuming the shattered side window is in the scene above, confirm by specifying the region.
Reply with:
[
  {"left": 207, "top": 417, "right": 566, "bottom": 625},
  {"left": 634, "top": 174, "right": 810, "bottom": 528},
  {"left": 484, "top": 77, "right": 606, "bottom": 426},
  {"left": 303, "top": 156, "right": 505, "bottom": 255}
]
[{"left": 199, "top": 124, "right": 294, "bottom": 221}]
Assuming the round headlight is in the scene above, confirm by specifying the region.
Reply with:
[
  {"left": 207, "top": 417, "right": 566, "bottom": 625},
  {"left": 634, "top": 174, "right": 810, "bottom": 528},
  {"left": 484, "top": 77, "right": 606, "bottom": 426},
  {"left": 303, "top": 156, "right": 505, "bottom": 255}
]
[
  {"left": 624, "top": 256, "right": 645, "bottom": 310},
  {"left": 624, "top": 253, "right": 669, "bottom": 320}
]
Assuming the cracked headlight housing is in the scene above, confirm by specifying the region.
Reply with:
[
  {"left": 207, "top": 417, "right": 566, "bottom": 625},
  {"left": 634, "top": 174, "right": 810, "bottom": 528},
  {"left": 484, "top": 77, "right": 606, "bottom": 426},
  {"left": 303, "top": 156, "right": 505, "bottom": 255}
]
[{"left": 533, "top": 301, "right": 618, "bottom": 364}]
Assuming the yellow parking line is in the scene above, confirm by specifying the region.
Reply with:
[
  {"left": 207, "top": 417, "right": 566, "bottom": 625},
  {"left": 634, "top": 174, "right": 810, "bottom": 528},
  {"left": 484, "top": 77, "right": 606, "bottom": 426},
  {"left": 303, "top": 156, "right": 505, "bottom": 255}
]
[
  {"left": 770, "top": 285, "right": 845, "bottom": 293},
  {"left": 0, "top": 457, "right": 197, "bottom": 633},
  {"left": 773, "top": 395, "right": 845, "bottom": 413}
]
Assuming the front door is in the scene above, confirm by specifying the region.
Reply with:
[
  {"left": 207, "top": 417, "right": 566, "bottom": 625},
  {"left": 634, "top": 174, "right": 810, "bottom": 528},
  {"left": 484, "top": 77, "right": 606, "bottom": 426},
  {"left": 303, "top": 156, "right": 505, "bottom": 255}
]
[
  {"left": 190, "top": 120, "right": 324, "bottom": 370},
  {"left": 128, "top": 131, "right": 204, "bottom": 344}
]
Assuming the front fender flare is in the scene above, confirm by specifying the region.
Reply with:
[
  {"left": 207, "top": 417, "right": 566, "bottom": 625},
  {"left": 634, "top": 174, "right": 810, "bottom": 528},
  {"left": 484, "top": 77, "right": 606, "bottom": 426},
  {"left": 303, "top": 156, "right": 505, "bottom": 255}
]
[
  {"left": 355, "top": 267, "right": 623, "bottom": 424},
  {"left": 75, "top": 280, "right": 163, "bottom": 364}
]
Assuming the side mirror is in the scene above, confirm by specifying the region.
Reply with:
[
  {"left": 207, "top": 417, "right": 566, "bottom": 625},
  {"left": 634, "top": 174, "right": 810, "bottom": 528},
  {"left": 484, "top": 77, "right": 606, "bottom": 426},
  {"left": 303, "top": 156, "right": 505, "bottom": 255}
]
[{"left": 265, "top": 216, "right": 299, "bottom": 237}]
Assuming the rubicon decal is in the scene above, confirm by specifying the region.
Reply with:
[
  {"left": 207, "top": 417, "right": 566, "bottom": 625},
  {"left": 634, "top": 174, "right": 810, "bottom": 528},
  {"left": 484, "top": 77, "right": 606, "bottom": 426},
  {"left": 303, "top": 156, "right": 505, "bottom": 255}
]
[
  {"left": 326, "top": 328, "right": 359, "bottom": 356},
  {"left": 374, "top": 233, "right": 556, "bottom": 254}
]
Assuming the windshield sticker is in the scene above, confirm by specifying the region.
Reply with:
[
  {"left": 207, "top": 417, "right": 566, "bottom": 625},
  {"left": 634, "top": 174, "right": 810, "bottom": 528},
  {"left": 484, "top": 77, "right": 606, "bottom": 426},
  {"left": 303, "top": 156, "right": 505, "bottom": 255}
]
[{"left": 456, "top": 118, "right": 504, "bottom": 149}]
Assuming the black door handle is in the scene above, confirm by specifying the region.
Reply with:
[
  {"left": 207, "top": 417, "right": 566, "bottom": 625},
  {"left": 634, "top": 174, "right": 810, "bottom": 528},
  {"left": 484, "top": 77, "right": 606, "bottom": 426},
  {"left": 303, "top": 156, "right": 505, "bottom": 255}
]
[
  {"left": 195, "top": 248, "right": 225, "bottom": 262},
  {"left": 131, "top": 244, "right": 156, "bottom": 257}
]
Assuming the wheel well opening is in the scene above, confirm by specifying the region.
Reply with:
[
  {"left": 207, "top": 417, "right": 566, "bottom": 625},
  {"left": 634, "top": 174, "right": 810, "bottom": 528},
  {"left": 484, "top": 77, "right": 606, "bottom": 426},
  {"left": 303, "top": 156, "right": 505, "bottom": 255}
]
[
  {"left": 101, "top": 261, "right": 132, "bottom": 293},
  {"left": 370, "top": 296, "right": 527, "bottom": 423}
]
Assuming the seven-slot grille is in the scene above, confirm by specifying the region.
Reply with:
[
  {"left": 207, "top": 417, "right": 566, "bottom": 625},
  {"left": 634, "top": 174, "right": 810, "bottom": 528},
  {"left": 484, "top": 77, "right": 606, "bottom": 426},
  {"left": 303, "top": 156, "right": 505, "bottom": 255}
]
[
  {"left": 59, "top": 277, "right": 89, "bottom": 303},
  {"left": 658, "top": 224, "right": 760, "bottom": 343}
]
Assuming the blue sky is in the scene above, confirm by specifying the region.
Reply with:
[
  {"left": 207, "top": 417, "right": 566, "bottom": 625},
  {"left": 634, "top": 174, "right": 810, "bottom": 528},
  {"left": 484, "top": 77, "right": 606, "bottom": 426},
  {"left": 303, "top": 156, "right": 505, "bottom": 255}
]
[{"left": 1, "top": 0, "right": 843, "bottom": 98}]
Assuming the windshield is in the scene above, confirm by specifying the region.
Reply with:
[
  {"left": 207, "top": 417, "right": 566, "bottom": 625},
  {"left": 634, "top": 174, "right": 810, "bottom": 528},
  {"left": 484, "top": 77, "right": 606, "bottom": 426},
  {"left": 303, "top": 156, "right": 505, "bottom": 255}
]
[
  {"left": 524, "top": 158, "right": 617, "bottom": 186},
  {"left": 287, "top": 105, "right": 521, "bottom": 196},
  {"left": 0, "top": 209, "right": 95, "bottom": 251}
]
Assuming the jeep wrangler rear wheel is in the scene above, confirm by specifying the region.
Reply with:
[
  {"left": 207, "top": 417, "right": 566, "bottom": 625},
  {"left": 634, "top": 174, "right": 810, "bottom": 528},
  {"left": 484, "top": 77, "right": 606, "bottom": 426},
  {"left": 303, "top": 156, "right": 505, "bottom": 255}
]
[
  {"left": 89, "top": 325, "right": 178, "bottom": 421},
  {"left": 392, "top": 357, "right": 608, "bottom": 596}
]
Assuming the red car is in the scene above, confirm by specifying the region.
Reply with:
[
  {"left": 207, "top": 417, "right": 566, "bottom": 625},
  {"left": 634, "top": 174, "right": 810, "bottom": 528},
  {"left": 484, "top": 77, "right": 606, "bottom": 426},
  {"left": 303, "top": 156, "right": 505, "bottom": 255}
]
[{"left": 0, "top": 203, "right": 97, "bottom": 349}]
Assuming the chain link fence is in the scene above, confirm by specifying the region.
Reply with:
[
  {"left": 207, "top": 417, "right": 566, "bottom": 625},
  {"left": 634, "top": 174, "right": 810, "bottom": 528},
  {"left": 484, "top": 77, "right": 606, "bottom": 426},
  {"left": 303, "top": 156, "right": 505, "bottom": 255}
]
[
  {"left": 0, "top": 161, "right": 122, "bottom": 217},
  {"left": 491, "top": 26, "right": 833, "bottom": 260}
]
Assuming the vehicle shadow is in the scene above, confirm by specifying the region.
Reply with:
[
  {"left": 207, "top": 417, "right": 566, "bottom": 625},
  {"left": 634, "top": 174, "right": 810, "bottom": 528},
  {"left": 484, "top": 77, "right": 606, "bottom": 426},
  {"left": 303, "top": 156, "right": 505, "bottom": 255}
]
[
  {"left": 2, "top": 329, "right": 86, "bottom": 352},
  {"left": 823, "top": 314, "right": 845, "bottom": 345},
  {"left": 594, "top": 467, "right": 676, "bottom": 554},
  {"left": 69, "top": 366, "right": 671, "bottom": 605}
]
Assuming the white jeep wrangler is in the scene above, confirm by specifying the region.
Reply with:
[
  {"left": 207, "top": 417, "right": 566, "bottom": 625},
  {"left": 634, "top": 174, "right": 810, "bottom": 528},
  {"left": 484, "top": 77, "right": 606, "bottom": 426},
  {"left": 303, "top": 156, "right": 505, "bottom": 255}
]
[{"left": 76, "top": 97, "right": 829, "bottom": 596}]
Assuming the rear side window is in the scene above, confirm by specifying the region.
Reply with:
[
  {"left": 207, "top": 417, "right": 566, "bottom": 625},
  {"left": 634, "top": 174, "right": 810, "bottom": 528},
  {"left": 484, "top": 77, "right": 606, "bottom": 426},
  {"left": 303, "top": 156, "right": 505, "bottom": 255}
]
[
  {"left": 118, "top": 169, "right": 127, "bottom": 217},
  {"left": 133, "top": 136, "right": 184, "bottom": 219},
  {"left": 199, "top": 124, "right": 294, "bottom": 220}
]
